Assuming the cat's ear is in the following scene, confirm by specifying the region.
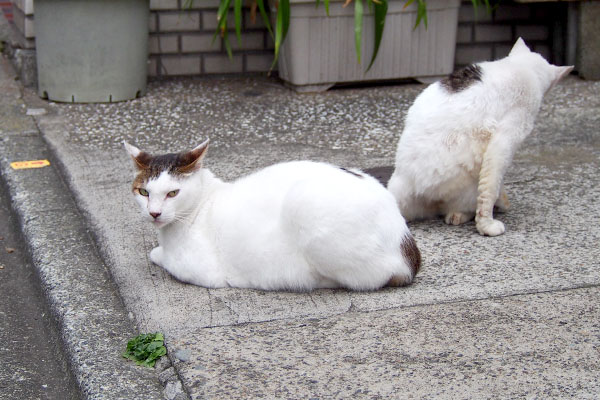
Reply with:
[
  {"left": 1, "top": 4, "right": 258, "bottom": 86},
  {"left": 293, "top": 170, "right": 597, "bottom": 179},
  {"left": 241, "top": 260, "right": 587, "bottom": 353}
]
[
  {"left": 177, "top": 139, "right": 210, "bottom": 174},
  {"left": 549, "top": 65, "right": 574, "bottom": 90},
  {"left": 123, "top": 141, "right": 151, "bottom": 170},
  {"left": 509, "top": 37, "right": 531, "bottom": 56}
]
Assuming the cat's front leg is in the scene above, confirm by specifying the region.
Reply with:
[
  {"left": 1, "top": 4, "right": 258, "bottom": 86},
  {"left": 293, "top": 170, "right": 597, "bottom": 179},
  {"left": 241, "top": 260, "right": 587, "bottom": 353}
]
[
  {"left": 475, "top": 139, "right": 514, "bottom": 236},
  {"left": 149, "top": 246, "right": 164, "bottom": 266}
]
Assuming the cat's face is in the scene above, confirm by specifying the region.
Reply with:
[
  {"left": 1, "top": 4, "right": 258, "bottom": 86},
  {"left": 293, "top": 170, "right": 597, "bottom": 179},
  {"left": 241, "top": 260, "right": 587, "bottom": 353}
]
[{"left": 124, "top": 141, "right": 209, "bottom": 228}]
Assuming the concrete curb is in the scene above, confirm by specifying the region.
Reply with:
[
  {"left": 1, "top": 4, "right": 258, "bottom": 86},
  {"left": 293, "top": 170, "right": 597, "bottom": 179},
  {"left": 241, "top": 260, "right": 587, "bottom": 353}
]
[{"left": 0, "top": 58, "right": 166, "bottom": 399}]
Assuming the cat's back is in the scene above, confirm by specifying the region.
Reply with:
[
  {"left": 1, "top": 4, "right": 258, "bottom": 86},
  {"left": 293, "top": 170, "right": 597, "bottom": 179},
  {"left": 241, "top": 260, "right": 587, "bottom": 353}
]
[
  {"left": 232, "top": 160, "right": 385, "bottom": 200},
  {"left": 217, "top": 161, "right": 392, "bottom": 224},
  {"left": 404, "top": 57, "right": 540, "bottom": 137}
]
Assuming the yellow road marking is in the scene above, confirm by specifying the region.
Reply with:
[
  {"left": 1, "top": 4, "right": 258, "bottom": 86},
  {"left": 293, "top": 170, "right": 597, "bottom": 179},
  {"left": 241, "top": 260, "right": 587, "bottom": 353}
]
[{"left": 10, "top": 159, "right": 51, "bottom": 170}]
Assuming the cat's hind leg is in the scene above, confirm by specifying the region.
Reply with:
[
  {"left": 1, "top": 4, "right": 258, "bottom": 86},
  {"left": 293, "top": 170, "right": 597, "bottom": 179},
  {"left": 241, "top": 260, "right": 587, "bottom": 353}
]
[
  {"left": 444, "top": 211, "right": 475, "bottom": 226},
  {"left": 388, "top": 171, "right": 441, "bottom": 221},
  {"left": 494, "top": 185, "right": 510, "bottom": 213}
]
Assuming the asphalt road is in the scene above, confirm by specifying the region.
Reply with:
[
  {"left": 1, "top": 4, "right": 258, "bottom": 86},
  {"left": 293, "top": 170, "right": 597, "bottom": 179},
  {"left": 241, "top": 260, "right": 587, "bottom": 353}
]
[{"left": 0, "top": 183, "right": 80, "bottom": 400}]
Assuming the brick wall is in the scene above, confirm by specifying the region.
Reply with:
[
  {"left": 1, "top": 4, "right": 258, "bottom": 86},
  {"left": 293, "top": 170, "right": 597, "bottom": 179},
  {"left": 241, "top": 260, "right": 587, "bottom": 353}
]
[
  {"left": 456, "top": 0, "right": 569, "bottom": 68},
  {"left": 148, "top": 0, "right": 274, "bottom": 77},
  {"left": 7, "top": 0, "right": 571, "bottom": 78}
]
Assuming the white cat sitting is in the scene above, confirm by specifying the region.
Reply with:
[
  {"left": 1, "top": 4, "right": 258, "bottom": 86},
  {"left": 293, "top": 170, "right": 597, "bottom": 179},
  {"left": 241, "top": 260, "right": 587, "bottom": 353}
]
[
  {"left": 387, "top": 38, "right": 573, "bottom": 236},
  {"left": 125, "top": 140, "right": 421, "bottom": 291}
]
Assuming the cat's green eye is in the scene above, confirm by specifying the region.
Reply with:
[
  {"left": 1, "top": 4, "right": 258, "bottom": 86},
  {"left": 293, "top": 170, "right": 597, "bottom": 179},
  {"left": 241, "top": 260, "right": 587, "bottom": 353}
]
[
  {"left": 138, "top": 188, "right": 149, "bottom": 197},
  {"left": 167, "top": 190, "right": 179, "bottom": 198}
]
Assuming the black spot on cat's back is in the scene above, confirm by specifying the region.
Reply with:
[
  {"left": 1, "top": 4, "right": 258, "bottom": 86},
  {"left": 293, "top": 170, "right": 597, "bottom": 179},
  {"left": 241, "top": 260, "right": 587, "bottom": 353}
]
[
  {"left": 440, "top": 64, "right": 483, "bottom": 93},
  {"left": 339, "top": 167, "right": 364, "bottom": 178}
]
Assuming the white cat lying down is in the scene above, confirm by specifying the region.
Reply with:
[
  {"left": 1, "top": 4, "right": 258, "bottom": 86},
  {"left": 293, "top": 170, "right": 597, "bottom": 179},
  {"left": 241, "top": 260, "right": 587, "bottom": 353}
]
[
  {"left": 125, "top": 140, "right": 421, "bottom": 291},
  {"left": 388, "top": 38, "right": 573, "bottom": 236}
]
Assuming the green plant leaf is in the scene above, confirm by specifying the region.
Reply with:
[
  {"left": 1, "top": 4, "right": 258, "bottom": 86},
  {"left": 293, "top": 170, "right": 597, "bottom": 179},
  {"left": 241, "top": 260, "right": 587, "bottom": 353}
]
[
  {"left": 212, "top": 0, "right": 231, "bottom": 45},
  {"left": 122, "top": 332, "right": 167, "bottom": 368},
  {"left": 234, "top": 0, "right": 243, "bottom": 45},
  {"left": 223, "top": 29, "right": 234, "bottom": 59},
  {"left": 413, "top": 0, "right": 427, "bottom": 30},
  {"left": 366, "top": 0, "right": 388, "bottom": 72},
  {"left": 354, "top": 0, "right": 364, "bottom": 65},
  {"left": 256, "top": 0, "right": 273, "bottom": 39},
  {"left": 271, "top": 0, "right": 291, "bottom": 71}
]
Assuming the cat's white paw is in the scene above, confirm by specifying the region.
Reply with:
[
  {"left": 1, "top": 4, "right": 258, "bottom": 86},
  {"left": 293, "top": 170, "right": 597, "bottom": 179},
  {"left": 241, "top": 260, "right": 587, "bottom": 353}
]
[
  {"left": 444, "top": 212, "right": 474, "bottom": 226},
  {"left": 476, "top": 218, "right": 505, "bottom": 236},
  {"left": 149, "top": 246, "right": 164, "bottom": 266}
]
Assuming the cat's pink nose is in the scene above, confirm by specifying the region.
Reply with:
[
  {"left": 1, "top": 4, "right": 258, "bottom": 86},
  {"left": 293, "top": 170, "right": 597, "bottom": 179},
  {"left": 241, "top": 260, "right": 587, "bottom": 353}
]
[{"left": 150, "top": 212, "right": 161, "bottom": 219}]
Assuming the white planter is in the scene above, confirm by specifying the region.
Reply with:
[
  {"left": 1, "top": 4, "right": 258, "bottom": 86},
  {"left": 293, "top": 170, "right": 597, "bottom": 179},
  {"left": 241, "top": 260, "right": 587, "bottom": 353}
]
[
  {"left": 35, "top": 0, "right": 149, "bottom": 103},
  {"left": 277, "top": 0, "right": 461, "bottom": 92}
]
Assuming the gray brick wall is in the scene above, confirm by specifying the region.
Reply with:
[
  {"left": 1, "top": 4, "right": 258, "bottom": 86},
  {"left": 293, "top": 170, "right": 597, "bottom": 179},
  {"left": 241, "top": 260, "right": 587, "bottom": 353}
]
[
  {"left": 148, "top": 0, "right": 274, "bottom": 77},
  {"left": 8, "top": 0, "right": 571, "bottom": 78},
  {"left": 455, "top": 0, "right": 568, "bottom": 68}
]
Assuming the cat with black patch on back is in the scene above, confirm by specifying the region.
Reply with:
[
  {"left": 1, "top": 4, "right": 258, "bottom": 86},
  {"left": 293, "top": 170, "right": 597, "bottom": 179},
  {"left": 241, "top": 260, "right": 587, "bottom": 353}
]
[
  {"left": 387, "top": 38, "right": 573, "bottom": 237},
  {"left": 124, "top": 140, "right": 421, "bottom": 291}
]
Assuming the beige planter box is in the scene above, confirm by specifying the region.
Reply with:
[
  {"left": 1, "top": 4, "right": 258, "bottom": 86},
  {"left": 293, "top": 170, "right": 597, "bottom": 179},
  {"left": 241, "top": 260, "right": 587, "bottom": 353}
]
[{"left": 277, "top": 0, "right": 461, "bottom": 92}]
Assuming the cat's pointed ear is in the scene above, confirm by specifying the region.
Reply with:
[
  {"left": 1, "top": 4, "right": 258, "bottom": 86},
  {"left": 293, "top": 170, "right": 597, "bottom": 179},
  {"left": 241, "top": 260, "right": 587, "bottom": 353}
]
[
  {"left": 549, "top": 65, "right": 574, "bottom": 90},
  {"left": 177, "top": 139, "right": 209, "bottom": 173},
  {"left": 509, "top": 37, "right": 531, "bottom": 56},
  {"left": 123, "top": 141, "right": 151, "bottom": 170}
]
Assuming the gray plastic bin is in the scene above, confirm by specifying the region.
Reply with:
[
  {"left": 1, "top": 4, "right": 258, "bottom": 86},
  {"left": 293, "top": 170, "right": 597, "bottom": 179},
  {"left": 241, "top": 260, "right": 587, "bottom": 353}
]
[{"left": 35, "top": 0, "right": 149, "bottom": 103}]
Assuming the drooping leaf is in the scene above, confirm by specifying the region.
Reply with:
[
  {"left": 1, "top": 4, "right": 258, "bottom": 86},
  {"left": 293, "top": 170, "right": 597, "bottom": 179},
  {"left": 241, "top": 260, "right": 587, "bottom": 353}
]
[
  {"left": 271, "top": 0, "right": 291, "bottom": 71},
  {"left": 366, "top": 0, "right": 388, "bottom": 71},
  {"left": 256, "top": 0, "right": 273, "bottom": 39},
  {"left": 354, "top": 0, "right": 364, "bottom": 64},
  {"left": 413, "top": 0, "right": 427, "bottom": 30},
  {"left": 212, "top": 0, "right": 231, "bottom": 45},
  {"left": 234, "top": 0, "right": 243, "bottom": 45},
  {"left": 223, "top": 29, "right": 234, "bottom": 59}
]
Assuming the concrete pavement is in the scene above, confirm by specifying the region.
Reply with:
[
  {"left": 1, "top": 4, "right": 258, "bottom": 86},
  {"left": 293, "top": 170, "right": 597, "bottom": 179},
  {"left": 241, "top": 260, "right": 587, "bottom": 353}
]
[{"left": 1, "top": 46, "right": 599, "bottom": 399}]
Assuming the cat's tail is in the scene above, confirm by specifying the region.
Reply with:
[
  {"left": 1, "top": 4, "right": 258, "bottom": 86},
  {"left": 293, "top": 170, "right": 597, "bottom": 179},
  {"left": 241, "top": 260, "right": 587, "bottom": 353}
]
[{"left": 387, "top": 234, "right": 421, "bottom": 287}]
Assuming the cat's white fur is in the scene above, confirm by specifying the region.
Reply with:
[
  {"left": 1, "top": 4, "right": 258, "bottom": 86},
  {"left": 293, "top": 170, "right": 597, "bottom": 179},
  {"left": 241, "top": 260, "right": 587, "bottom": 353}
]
[
  {"left": 387, "top": 38, "right": 573, "bottom": 236},
  {"left": 125, "top": 140, "right": 420, "bottom": 291}
]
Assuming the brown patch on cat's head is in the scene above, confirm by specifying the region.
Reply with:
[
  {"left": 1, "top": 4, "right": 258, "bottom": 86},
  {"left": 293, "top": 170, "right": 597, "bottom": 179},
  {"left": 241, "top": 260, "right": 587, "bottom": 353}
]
[
  {"left": 441, "top": 64, "right": 483, "bottom": 93},
  {"left": 127, "top": 140, "right": 210, "bottom": 191},
  {"left": 401, "top": 234, "right": 421, "bottom": 278}
]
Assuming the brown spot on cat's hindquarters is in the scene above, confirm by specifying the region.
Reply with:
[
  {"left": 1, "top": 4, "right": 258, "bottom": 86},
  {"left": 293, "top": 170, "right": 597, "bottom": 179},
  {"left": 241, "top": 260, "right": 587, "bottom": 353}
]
[
  {"left": 387, "top": 234, "right": 421, "bottom": 287},
  {"left": 401, "top": 234, "right": 421, "bottom": 277}
]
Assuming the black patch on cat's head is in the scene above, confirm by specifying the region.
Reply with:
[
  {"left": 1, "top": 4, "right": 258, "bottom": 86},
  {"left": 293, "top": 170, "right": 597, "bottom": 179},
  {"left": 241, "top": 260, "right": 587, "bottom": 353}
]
[{"left": 440, "top": 64, "right": 483, "bottom": 93}]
